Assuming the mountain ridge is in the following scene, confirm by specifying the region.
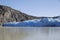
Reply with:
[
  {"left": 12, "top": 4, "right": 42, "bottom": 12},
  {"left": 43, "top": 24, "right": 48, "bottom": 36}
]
[
  {"left": 0, "top": 5, "right": 40, "bottom": 23},
  {"left": 0, "top": 5, "right": 60, "bottom": 24}
]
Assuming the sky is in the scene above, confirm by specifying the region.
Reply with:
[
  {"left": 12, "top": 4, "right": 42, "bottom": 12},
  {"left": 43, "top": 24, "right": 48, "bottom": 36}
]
[{"left": 0, "top": 0, "right": 60, "bottom": 17}]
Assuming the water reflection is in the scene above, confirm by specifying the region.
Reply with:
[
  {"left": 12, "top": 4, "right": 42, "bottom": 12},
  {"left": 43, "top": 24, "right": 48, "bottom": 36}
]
[{"left": 0, "top": 27, "right": 60, "bottom": 40}]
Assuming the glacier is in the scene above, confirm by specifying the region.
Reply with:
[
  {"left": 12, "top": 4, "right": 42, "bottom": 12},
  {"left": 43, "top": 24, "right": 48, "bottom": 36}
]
[{"left": 2, "top": 18, "right": 60, "bottom": 27}]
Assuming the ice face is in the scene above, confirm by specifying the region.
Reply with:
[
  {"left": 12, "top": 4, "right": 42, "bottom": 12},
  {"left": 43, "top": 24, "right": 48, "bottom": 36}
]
[{"left": 3, "top": 18, "right": 60, "bottom": 27}]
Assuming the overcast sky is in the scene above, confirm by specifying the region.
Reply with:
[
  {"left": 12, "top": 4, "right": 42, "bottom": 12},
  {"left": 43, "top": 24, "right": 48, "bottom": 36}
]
[{"left": 0, "top": 0, "right": 60, "bottom": 17}]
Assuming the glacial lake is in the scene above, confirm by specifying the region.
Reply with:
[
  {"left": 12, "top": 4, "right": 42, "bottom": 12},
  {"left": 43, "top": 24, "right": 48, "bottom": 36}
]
[{"left": 0, "top": 27, "right": 60, "bottom": 40}]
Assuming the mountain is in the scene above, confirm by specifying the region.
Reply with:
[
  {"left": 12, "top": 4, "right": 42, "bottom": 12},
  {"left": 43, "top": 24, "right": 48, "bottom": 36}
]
[
  {"left": 0, "top": 5, "right": 40, "bottom": 23},
  {"left": 0, "top": 5, "right": 60, "bottom": 27},
  {"left": 3, "top": 17, "right": 60, "bottom": 27}
]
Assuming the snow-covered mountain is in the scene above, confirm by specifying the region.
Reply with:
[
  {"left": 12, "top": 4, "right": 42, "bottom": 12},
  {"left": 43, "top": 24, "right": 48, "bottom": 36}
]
[{"left": 3, "top": 17, "right": 60, "bottom": 27}]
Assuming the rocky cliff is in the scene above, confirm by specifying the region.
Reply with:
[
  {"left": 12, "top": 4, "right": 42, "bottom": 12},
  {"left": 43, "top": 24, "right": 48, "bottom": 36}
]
[
  {"left": 0, "top": 5, "right": 40, "bottom": 23},
  {"left": 0, "top": 5, "right": 60, "bottom": 23}
]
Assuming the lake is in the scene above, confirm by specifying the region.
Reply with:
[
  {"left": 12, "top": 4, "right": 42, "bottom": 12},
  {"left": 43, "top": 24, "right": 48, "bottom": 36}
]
[{"left": 0, "top": 27, "right": 60, "bottom": 40}]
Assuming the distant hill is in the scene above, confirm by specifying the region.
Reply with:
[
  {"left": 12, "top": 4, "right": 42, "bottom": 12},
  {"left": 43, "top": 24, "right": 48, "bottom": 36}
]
[
  {"left": 0, "top": 5, "right": 40, "bottom": 23},
  {"left": 0, "top": 5, "right": 60, "bottom": 24}
]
